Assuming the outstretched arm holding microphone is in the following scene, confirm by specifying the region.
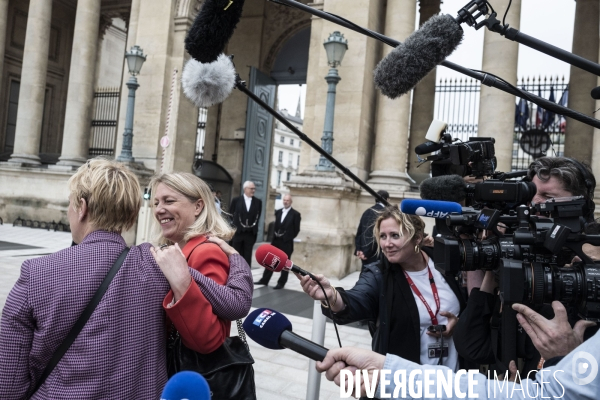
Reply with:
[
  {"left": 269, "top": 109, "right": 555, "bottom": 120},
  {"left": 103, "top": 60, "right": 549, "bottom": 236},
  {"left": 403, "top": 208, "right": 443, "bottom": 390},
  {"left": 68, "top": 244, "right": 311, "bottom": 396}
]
[{"left": 316, "top": 303, "right": 599, "bottom": 400}]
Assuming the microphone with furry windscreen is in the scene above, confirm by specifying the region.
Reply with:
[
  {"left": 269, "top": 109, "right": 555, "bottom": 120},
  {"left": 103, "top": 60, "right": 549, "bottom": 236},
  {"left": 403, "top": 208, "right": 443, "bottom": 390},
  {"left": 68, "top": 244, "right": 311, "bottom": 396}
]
[
  {"left": 182, "top": 0, "right": 245, "bottom": 107},
  {"left": 373, "top": 14, "right": 464, "bottom": 99}
]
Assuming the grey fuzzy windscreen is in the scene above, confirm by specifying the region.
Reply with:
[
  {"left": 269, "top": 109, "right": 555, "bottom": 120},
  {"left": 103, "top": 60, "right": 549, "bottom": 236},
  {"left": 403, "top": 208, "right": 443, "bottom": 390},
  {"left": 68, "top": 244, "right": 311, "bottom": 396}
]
[
  {"left": 420, "top": 174, "right": 466, "bottom": 203},
  {"left": 374, "top": 14, "right": 463, "bottom": 98},
  {"left": 181, "top": 55, "right": 236, "bottom": 108}
]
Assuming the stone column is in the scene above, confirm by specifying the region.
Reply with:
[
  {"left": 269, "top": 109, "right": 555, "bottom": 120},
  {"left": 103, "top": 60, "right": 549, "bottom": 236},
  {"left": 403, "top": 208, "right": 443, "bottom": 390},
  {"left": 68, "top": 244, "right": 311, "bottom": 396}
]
[
  {"left": 407, "top": 0, "right": 441, "bottom": 184},
  {"left": 477, "top": 0, "right": 521, "bottom": 173},
  {"left": 564, "top": 0, "right": 599, "bottom": 164},
  {"left": 56, "top": 0, "right": 102, "bottom": 167},
  {"left": 367, "top": 0, "right": 417, "bottom": 192},
  {"left": 0, "top": 0, "right": 9, "bottom": 91},
  {"left": 8, "top": 0, "right": 53, "bottom": 165}
]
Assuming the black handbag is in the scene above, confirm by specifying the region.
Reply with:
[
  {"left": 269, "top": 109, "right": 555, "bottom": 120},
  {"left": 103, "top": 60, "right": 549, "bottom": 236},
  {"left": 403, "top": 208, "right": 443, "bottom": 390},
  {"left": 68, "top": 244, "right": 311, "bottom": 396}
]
[{"left": 167, "top": 319, "right": 257, "bottom": 400}]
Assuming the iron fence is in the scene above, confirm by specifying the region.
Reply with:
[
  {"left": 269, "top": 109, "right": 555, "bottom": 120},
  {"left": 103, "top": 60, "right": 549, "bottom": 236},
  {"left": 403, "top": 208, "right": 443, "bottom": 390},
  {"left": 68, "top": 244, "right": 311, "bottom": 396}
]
[
  {"left": 434, "top": 76, "right": 568, "bottom": 172},
  {"left": 89, "top": 87, "right": 120, "bottom": 156}
]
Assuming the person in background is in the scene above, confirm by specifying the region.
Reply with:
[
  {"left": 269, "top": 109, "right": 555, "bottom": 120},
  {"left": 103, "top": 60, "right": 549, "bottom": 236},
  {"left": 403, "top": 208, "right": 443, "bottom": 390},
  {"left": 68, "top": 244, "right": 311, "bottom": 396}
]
[
  {"left": 229, "top": 181, "right": 262, "bottom": 267},
  {"left": 355, "top": 190, "right": 389, "bottom": 268},
  {"left": 208, "top": 184, "right": 222, "bottom": 215},
  {"left": 254, "top": 194, "right": 301, "bottom": 289}
]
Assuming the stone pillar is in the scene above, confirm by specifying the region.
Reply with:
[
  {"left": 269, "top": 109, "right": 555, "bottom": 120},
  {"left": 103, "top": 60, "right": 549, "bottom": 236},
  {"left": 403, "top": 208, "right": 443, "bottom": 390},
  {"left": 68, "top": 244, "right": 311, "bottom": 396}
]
[
  {"left": 8, "top": 0, "right": 53, "bottom": 165},
  {"left": 407, "top": 0, "right": 441, "bottom": 184},
  {"left": 56, "top": 0, "right": 102, "bottom": 167},
  {"left": 564, "top": 0, "right": 599, "bottom": 164},
  {"left": 366, "top": 0, "right": 417, "bottom": 192},
  {"left": 0, "top": 0, "right": 9, "bottom": 91},
  {"left": 477, "top": 0, "right": 521, "bottom": 173}
]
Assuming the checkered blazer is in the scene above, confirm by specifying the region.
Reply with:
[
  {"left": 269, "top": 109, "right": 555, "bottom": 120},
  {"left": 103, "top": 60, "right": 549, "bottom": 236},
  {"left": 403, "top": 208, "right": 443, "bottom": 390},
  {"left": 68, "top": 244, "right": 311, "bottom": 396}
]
[{"left": 0, "top": 231, "right": 171, "bottom": 399}]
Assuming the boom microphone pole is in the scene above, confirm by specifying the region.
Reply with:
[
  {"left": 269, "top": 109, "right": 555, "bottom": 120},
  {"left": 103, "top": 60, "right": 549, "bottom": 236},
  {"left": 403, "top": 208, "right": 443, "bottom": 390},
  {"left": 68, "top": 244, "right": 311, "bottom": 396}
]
[
  {"left": 456, "top": 0, "right": 600, "bottom": 77},
  {"left": 268, "top": 0, "right": 600, "bottom": 130},
  {"left": 234, "top": 76, "right": 390, "bottom": 206}
]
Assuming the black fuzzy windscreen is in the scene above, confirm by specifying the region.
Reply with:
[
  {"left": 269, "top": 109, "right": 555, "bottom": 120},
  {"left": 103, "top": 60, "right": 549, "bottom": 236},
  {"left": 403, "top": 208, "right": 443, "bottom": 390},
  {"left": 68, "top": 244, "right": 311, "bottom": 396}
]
[{"left": 185, "top": 0, "right": 246, "bottom": 63}]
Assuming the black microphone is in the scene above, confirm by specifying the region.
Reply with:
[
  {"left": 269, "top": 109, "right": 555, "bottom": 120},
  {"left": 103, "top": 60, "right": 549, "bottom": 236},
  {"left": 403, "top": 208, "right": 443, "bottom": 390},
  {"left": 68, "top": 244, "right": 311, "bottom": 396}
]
[
  {"left": 373, "top": 14, "right": 464, "bottom": 99},
  {"left": 419, "top": 174, "right": 467, "bottom": 203},
  {"left": 414, "top": 141, "right": 444, "bottom": 155},
  {"left": 591, "top": 86, "right": 600, "bottom": 100},
  {"left": 182, "top": 0, "right": 246, "bottom": 108},
  {"left": 243, "top": 308, "right": 329, "bottom": 361}
]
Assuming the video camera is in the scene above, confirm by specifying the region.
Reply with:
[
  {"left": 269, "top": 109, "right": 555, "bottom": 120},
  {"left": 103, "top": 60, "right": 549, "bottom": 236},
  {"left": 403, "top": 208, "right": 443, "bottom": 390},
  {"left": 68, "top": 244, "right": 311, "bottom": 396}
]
[
  {"left": 434, "top": 196, "right": 600, "bottom": 321},
  {"left": 415, "top": 120, "right": 497, "bottom": 178}
]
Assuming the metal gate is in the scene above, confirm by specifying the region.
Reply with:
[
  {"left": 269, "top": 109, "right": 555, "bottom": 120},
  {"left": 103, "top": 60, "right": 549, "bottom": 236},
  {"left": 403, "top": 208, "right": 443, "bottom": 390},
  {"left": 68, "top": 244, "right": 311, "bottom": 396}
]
[{"left": 89, "top": 87, "right": 120, "bottom": 156}]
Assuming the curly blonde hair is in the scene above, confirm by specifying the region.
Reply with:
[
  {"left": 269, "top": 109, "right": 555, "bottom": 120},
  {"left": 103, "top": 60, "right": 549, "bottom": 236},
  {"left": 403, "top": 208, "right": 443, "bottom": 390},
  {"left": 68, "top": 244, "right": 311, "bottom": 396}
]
[
  {"left": 150, "top": 172, "right": 235, "bottom": 245},
  {"left": 373, "top": 205, "right": 426, "bottom": 254}
]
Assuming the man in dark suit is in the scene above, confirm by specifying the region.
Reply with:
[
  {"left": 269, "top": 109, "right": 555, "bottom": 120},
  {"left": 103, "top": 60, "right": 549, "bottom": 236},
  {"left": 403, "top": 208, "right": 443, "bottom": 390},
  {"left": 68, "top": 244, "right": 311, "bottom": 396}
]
[
  {"left": 229, "top": 181, "right": 262, "bottom": 267},
  {"left": 255, "top": 194, "right": 301, "bottom": 289},
  {"left": 355, "top": 190, "right": 389, "bottom": 267}
]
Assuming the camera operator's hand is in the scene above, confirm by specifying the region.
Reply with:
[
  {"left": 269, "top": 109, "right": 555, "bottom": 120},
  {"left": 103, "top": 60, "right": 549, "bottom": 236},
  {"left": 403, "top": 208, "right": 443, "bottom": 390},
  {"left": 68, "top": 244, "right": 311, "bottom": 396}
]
[
  {"left": 355, "top": 250, "right": 367, "bottom": 260},
  {"left": 495, "top": 360, "right": 519, "bottom": 383},
  {"left": 513, "top": 301, "right": 596, "bottom": 360},
  {"left": 421, "top": 235, "right": 434, "bottom": 248},
  {"left": 426, "top": 311, "right": 458, "bottom": 338}
]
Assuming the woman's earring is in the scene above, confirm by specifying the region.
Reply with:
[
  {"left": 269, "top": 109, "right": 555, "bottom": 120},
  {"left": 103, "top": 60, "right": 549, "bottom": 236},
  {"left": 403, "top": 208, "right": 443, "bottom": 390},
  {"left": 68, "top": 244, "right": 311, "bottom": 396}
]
[{"left": 414, "top": 245, "right": 420, "bottom": 253}]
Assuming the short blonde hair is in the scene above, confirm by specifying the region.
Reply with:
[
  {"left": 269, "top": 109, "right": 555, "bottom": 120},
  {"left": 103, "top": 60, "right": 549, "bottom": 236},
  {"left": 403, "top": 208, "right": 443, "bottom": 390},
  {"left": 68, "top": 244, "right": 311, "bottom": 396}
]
[
  {"left": 68, "top": 158, "right": 141, "bottom": 232},
  {"left": 373, "top": 205, "right": 426, "bottom": 254},
  {"left": 150, "top": 172, "right": 235, "bottom": 244}
]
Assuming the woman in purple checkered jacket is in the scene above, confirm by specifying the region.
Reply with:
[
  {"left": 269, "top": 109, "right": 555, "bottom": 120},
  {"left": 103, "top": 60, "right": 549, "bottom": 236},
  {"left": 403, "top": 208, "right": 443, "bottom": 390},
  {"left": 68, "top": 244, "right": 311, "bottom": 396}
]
[{"left": 0, "top": 160, "right": 253, "bottom": 399}]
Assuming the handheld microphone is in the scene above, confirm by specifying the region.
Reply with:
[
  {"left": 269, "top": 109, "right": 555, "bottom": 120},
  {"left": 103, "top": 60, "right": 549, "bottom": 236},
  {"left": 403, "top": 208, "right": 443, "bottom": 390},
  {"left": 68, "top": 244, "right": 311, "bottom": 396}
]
[
  {"left": 160, "top": 371, "right": 210, "bottom": 400},
  {"left": 373, "top": 14, "right": 464, "bottom": 99},
  {"left": 419, "top": 174, "right": 467, "bottom": 203},
  {"left": 182, "top": 0, "right": 246, "bottom": 107},
  {"left": 400, "top": 199, "right": 462, "bottom": 219},
  {"left": 243, "top": 308, "right": 329, "bottom": 361},
  {"left": 255, "top": 244, "right": 310, "bottom": 276},
  {"left": 591, "top": 86, "right": 600, "bottom": 100}
]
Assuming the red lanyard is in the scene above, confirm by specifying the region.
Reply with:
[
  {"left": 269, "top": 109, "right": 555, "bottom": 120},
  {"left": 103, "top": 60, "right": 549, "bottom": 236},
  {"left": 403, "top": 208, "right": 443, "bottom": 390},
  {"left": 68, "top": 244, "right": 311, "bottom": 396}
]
[{"left": 403, "top": 266, "right": 440, "bottom": 326}]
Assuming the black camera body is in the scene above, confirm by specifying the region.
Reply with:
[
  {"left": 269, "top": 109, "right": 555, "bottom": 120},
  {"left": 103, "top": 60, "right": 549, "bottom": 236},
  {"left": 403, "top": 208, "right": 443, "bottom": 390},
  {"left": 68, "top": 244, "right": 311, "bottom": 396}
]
[
  {"left": 418, "top": 134, "right": 497, "bottom": 178},
  {"left": 434, "top": 196, "right": 600, "bottom": 321}
]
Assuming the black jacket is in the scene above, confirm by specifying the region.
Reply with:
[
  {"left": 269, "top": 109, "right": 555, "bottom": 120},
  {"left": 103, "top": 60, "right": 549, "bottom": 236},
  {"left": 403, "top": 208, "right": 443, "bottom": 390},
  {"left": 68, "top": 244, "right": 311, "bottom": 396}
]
[
  {"left": 354, "top": 204, "right": 385, "bottom": 264},
  {"left": 229, "top": 195, "right": 262, "bottom": 236},
  {"left": 271, "top": 207, "right": 301, "bottom": 257},
  {"left": 322, "top": 248, "right": 467, "bottom": 365},
  {"left": 453, "top": 288, "right": 590, "bottom": 376}
]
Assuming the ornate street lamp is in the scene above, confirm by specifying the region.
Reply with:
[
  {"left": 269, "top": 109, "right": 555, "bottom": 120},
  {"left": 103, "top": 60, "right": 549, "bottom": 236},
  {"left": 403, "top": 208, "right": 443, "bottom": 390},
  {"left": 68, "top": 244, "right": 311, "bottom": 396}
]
[
  {"left": 316, "top": 31, "right": 348, "bottom": 171},
  {"left": 117, "top": 45, "right": 147, "bottom": 163}
]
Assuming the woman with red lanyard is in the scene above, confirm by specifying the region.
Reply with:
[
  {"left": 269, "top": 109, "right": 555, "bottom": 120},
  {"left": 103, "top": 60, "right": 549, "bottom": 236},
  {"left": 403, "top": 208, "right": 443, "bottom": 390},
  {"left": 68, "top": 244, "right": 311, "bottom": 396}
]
[{"left": 298, "top": 205, "right": 467, "bottom": 373}]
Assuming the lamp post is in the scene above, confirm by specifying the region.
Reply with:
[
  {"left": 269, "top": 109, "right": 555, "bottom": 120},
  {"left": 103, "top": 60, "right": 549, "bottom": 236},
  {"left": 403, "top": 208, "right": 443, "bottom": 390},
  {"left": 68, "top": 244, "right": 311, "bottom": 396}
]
[
  {"left": 316, "top": 31, "right": 348, "bottom": 171},
  {"left": 117, "top": 45, "right": 147, "bottom": 163}
]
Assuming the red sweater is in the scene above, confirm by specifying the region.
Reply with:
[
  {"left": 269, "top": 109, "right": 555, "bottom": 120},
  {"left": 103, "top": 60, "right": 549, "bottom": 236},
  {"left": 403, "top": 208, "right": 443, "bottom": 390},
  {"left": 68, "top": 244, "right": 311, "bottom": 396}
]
[{"left": 163, "top": 235, "right": 231, "bottom": 353}]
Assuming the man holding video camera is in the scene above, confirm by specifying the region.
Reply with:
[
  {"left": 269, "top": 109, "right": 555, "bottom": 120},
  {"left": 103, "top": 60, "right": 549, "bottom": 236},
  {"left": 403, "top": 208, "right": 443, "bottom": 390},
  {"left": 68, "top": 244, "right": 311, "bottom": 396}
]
[{"left": 455, "top": 156, "right": 598, "bottom": 379}]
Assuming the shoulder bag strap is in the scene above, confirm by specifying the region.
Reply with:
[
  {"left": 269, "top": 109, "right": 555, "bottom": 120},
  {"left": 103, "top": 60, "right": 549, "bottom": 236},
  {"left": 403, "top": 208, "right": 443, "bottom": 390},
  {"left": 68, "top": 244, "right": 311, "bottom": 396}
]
[{"left": 32, "top": 247, "right": 130, "bottom": 395}]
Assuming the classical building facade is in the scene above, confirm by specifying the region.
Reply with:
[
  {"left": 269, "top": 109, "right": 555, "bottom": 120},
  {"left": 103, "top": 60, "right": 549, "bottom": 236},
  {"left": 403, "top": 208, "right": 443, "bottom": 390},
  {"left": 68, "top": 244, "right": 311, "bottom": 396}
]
[
  {"left": 270, "top": 107, "right": 302, "bottom": 193},
  {"left": 1, "top": 0, "right": 599, "bottom": 277}
]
